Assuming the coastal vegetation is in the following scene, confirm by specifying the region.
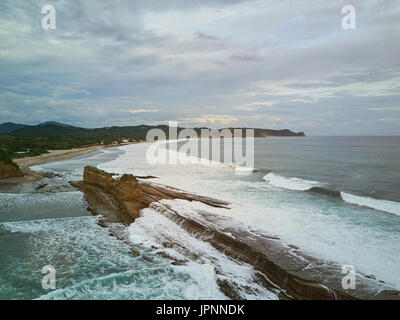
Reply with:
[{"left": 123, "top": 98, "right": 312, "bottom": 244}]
[
  {"left": 0, "top": 135, "right": 105, "bottom": 158},
  {"left": 0, "top": 149, "right": 23, "bottom": 179},
  {"left": 0, "top": 121, "right": 305, "bottom": 162},
  {"left": 0, "top": 149, "right": 20, "bottom": 169}
]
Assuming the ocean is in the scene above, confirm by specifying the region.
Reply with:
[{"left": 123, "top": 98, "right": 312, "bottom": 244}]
[{"left": 0, "top": 136, "right": 399, "bottom": 299}]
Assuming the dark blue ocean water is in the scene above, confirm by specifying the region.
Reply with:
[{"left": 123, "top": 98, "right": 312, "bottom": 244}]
[
  {"left": 1, "top": 136, "right": 399, "bottom": 299},
  {"left": 254, "top": 136, "right": 400, "bottom": 202}
]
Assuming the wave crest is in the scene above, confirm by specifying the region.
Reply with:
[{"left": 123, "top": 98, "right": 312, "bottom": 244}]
[
  {"left": 263, "top": 173, "right": 400, "bottom": 216},
  {"left": 341, "top": 192, "right": 400, "bottom": 216},
  {"left": 263, "top": 173, "right": 320, "bottom": 191}
]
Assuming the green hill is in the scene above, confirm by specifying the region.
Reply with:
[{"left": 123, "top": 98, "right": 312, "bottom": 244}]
[
  {"left": 9, "top": 123, "right": 305, "bottom": 139},
  {"left": 0, "top": 122, "right": 27, "bottom": 134},
  {"left": 0, "top": 122, "right": 304, "bottom": 159},
  {"left": 11, "top": 124, "right": 90, "bottom": 137}
]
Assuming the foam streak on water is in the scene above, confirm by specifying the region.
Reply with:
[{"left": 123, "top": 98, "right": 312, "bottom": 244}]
[
  {"left": 2, "top": 137, "right": 400, "bottom": 299},
  {"left": 263, "top": 172, "right": 320, "bottom": 191},
  {"left": 0, "top": 216, "right": 232, "bottom": 300},
  {"left": 341, "top": 192, "right": 400, "bottom": 216},
  {"left": 262, "top": 172, "right": 400, "bottom": 216},
  {"left": 128, "top": 205, "right": 278, "bottom": 300},
  {"left": 0, "top": 148, "right": 236, "bottom": 300},
  {"left": 98, "top": 141, "right": 400, "bottom": 289}
]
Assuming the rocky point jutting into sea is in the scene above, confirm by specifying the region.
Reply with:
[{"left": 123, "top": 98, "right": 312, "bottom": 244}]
[{"left": 70, "top": 166, "right": 400, "bottom": 300}]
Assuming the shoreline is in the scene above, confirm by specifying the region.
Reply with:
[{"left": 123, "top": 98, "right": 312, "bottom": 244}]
[
  {"left": 0, "top": 143, "right": 139, "bottom": 185},
  {"left": 72, "top": 166, "right": 400, "bottom": 300},
  {"left": 1, "top": 142, "right": 399, "bottom": 299}
]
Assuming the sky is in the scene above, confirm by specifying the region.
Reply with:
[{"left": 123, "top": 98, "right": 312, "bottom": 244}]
[{"left": 0, "top": 0, "right": 399, "bottom": 135}]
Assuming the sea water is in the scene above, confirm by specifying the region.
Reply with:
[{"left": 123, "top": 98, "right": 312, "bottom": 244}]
[
  {"left": 1, "top": 137, "right": 399, "bottom": 299},
  {"left": 99, "top": 137, "right": 400, "bottom": 288}
]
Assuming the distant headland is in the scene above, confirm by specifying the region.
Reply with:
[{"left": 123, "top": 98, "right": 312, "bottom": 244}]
[
  {"left": 0, "top": 121, "right": 305, "bottom": 138},
  {"left": 0, "top": 121, "right": 304, "bottom": 180}
]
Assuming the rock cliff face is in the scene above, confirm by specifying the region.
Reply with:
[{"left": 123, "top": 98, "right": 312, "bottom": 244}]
[
  {"left": 71, "top": 166, "right": 228, "bottom": 226},
  {"left": 0, "top": 161, "right": 24, "bottom": 179},
  {"left": 71, "top": 166, "right": 400, "bottom": 300},
  {"left": 71, "top": 166, "right": 145, "bottom": 225}
]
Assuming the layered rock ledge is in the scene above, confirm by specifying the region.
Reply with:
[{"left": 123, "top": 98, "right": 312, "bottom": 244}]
[
  {"left": 70, "top": 166, "right": 229, "bottom": 226},
  {"left": 71, "top": 166, "right": 400, "bottom": 300}
]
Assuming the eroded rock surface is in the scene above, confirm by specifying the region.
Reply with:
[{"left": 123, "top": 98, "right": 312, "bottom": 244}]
[
  {"left": 70, "top": 166, "right": 228, "bottom": 226},
  {"left": 71, "top": 166, "right": 400, "bottom": 300}
]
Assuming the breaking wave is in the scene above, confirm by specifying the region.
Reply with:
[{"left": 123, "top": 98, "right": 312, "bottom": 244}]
[
  {"left": 341, "top": 192, "right": 400, "bottom": 216},
  {"left": 263, "top": 173, "right": 320, "bottom": 191},
  {"left": 263, "top": 173, "right": 400, "bottom": 216},
  {"left": 235, "top": 166, "right": 255, "bottom": 174}
]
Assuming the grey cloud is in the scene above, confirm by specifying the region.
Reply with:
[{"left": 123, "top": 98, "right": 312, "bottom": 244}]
[
  {"left": 0, "top": 0, "right": 399, "bottom": 135},
  {"left": 195, "top": 32, "right": 218, "bottom": 40},
  {"left": 230, "top": 53, "right": 262, "bottom": 62}
]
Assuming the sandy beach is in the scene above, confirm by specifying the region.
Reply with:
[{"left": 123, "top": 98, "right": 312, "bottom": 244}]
[
  {"left": 0, "top": 145, "right": 105, "bottom": 185},
  {"left": 15, "top": 145, "right": 105, "bottom": 169}
]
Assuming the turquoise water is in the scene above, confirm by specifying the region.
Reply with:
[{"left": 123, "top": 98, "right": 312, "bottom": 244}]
[
  {"left": 0, "top": 150, "right": 229, "bottom": 300},
  {"left": 1, "top": 137, "right": 400, "bottom": 299},
  {"left": 99, "top": 137, "right": 400, "bottom": 289},
  {"left": 0, "top": 148, "right": 272, "bottom": 300}
]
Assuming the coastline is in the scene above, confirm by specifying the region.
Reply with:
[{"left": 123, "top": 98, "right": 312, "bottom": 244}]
[
  {"left": 1, "top": 140, "right": 399, "bottom": 299},
  {"left": 71, "top": 166, "right": 400, "bottom": 300},
  {"left": 0, "top": 143, "right": 139, "bottom": 185},
  {"left": 0, "top": 145, "right": 104, "bottom": 185},
  {"left": 1, "top": 139, "right": 399, "bottom": 299}
]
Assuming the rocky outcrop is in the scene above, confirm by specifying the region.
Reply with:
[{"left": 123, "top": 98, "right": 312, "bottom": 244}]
[
  {"left": 70, "top": 166, "right": 228, "bottom": 226},
  {"left": 71, "top": 167, "right": 145, "bottom": 225},
  {"left": 71, "top": 166, "right": 400, "bottom": 300},
  {"left": 0, "top": 160, "right": 24, "bottom": 179}
]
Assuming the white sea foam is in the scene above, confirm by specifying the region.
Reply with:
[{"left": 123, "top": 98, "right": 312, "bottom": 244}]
[
  {"left": 341, "top": 192, "right": 400, "bottom": 216},
  {"left": 128, "top": 205, "right": 278, "bottom": 300},
  {"left": 263, "top": 172, "right": 320, "bottom": 191},
  {"left": 1, "top": 215, "right": 231, "bottom": 300},
  {"left": 99, "top": 142, "right": 400, "bottom": 289},
  {"left": 235, "top": 166, "right": 255, "bottom": 174},
  {"left": 159, "top": 140, "right": 240, "bottom": 169},
  {"left": 261, "top": 172, "right": 400, "bottom": 216},
  {"left": 0, "top": 191, "right": 86, "bottom": 211}
]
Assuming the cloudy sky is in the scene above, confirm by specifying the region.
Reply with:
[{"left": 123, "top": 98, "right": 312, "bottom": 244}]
[{"left": 0, "top": 0, "right": 399, "bottom": 135}]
